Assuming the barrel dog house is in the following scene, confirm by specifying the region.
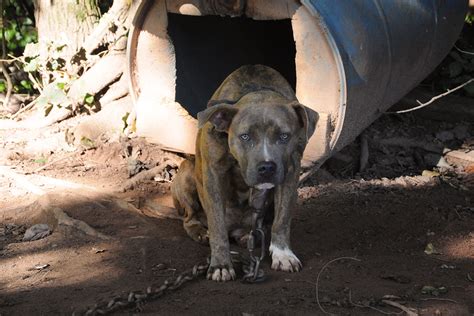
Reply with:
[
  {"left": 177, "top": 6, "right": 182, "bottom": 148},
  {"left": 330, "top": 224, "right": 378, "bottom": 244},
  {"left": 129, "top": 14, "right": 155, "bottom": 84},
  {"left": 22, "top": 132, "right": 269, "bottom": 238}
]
[{"left": 127, "top": 0, "right": 467, "bottom": 167}]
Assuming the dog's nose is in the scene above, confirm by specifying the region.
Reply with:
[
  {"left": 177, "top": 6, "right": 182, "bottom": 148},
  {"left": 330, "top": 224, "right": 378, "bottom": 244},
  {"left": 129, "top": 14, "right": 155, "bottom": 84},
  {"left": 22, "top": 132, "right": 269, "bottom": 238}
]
[{"left": 257, "top": 161, "right": 276, "bottom": 177}]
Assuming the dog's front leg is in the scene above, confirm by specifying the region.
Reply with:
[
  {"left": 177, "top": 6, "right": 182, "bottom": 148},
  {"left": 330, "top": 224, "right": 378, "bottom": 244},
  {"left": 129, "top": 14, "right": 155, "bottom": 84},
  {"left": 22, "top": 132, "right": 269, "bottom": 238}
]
[
  {"left": 271, "top": 168, "right": 302, "bottom": 272},
  {"left": 200, "top": 170, "right": 236, "bottom": 282}
]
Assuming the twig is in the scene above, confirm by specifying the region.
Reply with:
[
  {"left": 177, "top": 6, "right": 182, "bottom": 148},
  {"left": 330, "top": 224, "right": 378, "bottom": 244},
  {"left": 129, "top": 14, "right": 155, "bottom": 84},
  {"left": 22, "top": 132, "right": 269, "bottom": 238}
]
[
  {"left": 10, "top": 98, "right": 38, "bottom": 119},
  {"left": 359, "top": 132, "right": 369, "bottom": 172},
  {"left": 30, "top": 151, "right": 76, "bottom": 174},
  {"left": 27, "top": 72, "right": 43, "bottom": 92},
  {"left": 419, "top": 297, "right": 458, "bottom": 304},
  {"left": 349, "top": 290, "right": 403, "bottom": 315},
  {"left": 392, "top": 78, "right": 474, "bottom": 114},
  {"left": 381, "top": 300, "right": 418, "bottom": 316},
  {"left": 454, "top": 45, "right": 474, "bottom": 56},
  {"left": 315, "top": 256, "right": 361, "bottom": 315}
]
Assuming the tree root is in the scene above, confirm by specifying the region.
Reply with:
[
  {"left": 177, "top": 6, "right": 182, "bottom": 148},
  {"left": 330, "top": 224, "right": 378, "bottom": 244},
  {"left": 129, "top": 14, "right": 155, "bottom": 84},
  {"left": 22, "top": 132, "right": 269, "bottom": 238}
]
[
  {"left": 381, "top": 300, "right": 418, "bottom": 316},
  {"left": 119, "top": 164, "right": 170, "bottom": 192},
  {"left": 81, "top": 0, "right": 134, "bottom": 54},
  {"left": 68, "top": 53, "right": 125, "bottom": 107}
]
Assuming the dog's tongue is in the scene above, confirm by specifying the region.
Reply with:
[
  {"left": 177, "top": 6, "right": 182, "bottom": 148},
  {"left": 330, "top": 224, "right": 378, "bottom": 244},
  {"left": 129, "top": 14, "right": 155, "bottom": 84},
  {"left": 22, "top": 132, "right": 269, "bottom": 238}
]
[{"left": 255, "top": 183, "right": 275, "bottom": 190}]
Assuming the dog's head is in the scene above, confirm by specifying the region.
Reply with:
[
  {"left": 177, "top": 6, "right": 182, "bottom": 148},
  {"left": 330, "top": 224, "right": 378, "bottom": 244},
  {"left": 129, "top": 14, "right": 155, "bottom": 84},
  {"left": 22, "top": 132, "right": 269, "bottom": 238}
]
[{"left": 198, "top": 91, "right": 318, "bottom": 189}]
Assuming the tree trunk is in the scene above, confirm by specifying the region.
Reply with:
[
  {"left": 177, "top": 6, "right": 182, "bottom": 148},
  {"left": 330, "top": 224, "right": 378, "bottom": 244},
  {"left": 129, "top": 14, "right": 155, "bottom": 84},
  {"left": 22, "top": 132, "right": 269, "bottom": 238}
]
[{"left": 33, "top": 0, "right": 100, "bottom": 58}]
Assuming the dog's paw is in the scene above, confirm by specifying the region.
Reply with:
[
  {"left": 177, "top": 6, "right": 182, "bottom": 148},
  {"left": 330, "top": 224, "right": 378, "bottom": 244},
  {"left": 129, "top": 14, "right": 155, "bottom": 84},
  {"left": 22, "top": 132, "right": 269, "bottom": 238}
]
[
  {"left": 184, "top": 222, "right": 209, "bottom": 244},
  {"left": 269, "top": 243, "right": 302, "bottom": 272},
  {"left": 206, "top": 265, "right": 236, "bottom": 282}
]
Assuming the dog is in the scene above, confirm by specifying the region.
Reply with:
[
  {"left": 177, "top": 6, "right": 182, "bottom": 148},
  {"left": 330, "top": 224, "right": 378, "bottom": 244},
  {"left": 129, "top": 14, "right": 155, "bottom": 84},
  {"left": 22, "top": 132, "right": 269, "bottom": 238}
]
[{"left": 172, "top": 64, "right": 318, "bottom": 282}]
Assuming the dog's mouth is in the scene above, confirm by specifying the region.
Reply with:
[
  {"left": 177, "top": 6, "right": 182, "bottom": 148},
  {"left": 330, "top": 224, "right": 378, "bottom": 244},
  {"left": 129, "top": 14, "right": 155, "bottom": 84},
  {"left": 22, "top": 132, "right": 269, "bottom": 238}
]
[{"left": 254, "top": 183, "right": 275, "bottom": 190}]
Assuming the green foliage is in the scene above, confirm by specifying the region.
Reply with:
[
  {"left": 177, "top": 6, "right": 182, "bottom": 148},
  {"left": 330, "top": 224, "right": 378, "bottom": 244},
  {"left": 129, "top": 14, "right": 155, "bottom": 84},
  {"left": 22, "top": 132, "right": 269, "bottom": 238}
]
[
  {"left": 1, "top": 0, "right": 37, "bottom": 94},
  {"left": 84, "top": 93, "right": 94, "bottom": 105},
  {"left": 466, "top": 11, "right": 474, "bottom": 25},
  {"left": 1, "top": 1, "right": 36, "bottom": 54},
  {"left": 36, "top": 82, "right": 69, "bottom": 116}
]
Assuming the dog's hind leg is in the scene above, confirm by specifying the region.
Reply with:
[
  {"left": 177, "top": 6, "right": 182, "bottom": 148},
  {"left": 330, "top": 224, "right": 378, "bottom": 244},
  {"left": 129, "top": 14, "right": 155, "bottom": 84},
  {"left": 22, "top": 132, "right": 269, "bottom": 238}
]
[{"left": 171, "top": 160, "right": 209, "bottom": 244}]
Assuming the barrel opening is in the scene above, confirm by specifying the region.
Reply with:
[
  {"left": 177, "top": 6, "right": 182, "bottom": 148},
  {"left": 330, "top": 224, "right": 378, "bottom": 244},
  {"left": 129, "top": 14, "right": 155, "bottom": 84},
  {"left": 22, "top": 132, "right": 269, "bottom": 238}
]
[
  {"left": 167, "top": 13, "right": 296, "bottom": 117},
  {"left": 131, "top": 0, "right": 343, "bottom": 157}
]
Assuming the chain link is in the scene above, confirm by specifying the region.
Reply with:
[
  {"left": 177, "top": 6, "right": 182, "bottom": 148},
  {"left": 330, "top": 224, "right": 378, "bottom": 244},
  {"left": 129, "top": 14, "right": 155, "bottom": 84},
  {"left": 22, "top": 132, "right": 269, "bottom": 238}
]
[
  {"left": 78, "top": 188, "right": 271, "bottom": 314},
  {"left": 77, "top": 262, "right": 209, "bottom": 315},
  {"left": 242, "top": 210, "right": 267, "bottom": 283}
]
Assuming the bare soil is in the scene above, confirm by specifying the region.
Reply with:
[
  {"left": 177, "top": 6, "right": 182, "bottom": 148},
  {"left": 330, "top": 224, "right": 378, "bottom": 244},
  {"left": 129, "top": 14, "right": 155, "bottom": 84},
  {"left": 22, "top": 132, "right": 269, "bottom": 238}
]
[{"left": 0, "top": 106, "right": 473, "bottom": 315}]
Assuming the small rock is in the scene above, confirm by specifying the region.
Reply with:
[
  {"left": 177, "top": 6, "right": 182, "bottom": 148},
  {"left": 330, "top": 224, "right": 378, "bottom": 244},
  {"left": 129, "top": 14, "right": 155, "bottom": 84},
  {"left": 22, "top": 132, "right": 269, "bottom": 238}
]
[
  {"left": 33, "top": 263, "right": 50, "bottom": 270},
  {"left": 23, "top": 224, "right": 51, "bottom": 242},
  {"left": 422, "top": 170, "right": 440, "bottom": 178},
  {"left": 424, "top": 243, "right": 441, "bottom": 255}
]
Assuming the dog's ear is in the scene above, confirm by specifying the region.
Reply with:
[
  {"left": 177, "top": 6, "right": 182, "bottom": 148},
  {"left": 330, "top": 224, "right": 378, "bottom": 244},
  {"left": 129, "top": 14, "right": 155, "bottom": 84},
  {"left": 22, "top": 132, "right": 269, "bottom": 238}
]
[
  {"left": 290, "top": 101, "right": 319, "bottom": 143},
  {"left": 197, "top": 104, "right": 238, "bottom": 132}
]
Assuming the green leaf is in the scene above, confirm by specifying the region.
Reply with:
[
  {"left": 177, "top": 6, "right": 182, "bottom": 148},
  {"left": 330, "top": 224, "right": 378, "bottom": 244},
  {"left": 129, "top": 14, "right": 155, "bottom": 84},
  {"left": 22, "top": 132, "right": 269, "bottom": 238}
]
[
  {"left": 37, "top": 82, "right": 69, "bottom": 110},
  {"left": 5, "top": 29, "right": 16, "bottom": 42},
  {"left": 23, "top": 57, "right": 39, "bottom": 72},
  {"left": 0, "top": 81, "right": 5, "bottom": 93},
  {"left": 57, "top": 82, "right": 66, "bottom": 90},
  {"left": 33, "top": 158, "right": 47, "bottom": 164},
  {"left": 7, "top": 42, "right": 18, "bottom": 51},
  {"left": 20, "top": 80, "right": 32, "bottom": 90},
  {"left": 84, "top": 93, "right": 94, "bottom": 105},
  {"left": 80, "top": 137, "right": 96, "bottom": 149},
  {"left": 121, "top": 112, "right": 130, "bottom": 132}
]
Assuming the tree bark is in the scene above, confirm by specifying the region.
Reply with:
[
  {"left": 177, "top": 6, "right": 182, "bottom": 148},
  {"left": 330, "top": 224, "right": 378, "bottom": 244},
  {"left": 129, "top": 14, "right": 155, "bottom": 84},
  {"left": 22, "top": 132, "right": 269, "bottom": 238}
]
[{"left": 33, "top": 0, "right": 100, "bottom": 58}]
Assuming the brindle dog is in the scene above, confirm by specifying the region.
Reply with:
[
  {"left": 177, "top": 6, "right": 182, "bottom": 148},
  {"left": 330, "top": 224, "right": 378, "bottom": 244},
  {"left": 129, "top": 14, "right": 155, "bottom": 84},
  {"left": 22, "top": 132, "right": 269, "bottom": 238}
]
[{"left": 172, "top": 65, "right": 318, "bottom": 282}]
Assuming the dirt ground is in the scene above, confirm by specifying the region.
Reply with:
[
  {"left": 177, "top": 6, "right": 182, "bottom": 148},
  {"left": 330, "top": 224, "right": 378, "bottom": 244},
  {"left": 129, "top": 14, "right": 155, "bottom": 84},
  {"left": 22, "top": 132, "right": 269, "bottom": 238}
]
[{"left": 0, "top": 102, "right": 473, "bottom": 315}]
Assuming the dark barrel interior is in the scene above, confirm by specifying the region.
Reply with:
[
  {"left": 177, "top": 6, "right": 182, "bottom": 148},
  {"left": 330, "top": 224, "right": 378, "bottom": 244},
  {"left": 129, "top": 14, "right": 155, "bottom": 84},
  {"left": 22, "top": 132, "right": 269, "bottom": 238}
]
[{"left": 167, "top": 13, "right": 296, "bottom": 117}]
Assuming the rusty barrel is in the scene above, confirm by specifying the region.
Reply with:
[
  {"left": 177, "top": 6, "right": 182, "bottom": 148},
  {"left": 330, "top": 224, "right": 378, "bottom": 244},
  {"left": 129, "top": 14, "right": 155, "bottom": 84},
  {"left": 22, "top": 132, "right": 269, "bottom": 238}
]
[{"left": 127, "top": 0, "right": 468, "bottom": 166}]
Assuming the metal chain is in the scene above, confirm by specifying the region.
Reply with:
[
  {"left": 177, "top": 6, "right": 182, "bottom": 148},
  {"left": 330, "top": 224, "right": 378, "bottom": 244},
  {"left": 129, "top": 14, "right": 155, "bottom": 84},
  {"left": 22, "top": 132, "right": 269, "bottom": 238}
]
[
  {"left": 78, "top": 188, "right": 271, "bottom": 315},
  {"left": 242, "top": 210, "right": 266, "bottom": 283},
  {"left": 77, "top": 262, "right": 209, "bottom": 315},
  {"left": 242, "top": 187, "right": 270, "bottom": 283}
]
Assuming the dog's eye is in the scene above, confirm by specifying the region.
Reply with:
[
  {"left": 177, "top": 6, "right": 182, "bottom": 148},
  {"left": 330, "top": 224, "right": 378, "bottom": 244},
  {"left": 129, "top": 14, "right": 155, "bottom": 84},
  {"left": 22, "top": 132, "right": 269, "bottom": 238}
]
[
  {"left": 240, "top": 134, "right": 250, "bottom": 141},
  {"left": 279, "top": 133, "right": 290, "bottom": 141}
]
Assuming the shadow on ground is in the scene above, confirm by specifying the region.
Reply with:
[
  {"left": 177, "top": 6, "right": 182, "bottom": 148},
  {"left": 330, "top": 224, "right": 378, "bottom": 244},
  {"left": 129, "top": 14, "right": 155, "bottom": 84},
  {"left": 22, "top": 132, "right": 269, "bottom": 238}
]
[{"left": 1, "top": 178, "right": 473, "bottom": 315}]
